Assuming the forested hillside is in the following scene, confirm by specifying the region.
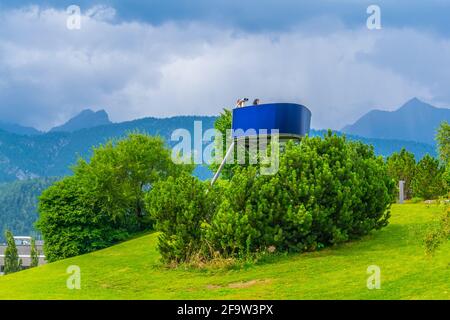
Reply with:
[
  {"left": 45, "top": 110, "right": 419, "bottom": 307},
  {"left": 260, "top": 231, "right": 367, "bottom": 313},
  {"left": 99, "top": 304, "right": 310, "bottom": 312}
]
[
  {"left": 0, "top": 178, "right": 58, "bottom": 242},
  {"left": 0, "top": 116, "right": 217, "bottom": 181},
  {"left": 312, "top": 130, "right": 436, "bottom": 159},
  {"left": 0, "top": 115, "right": 435, "bottom": 182}
]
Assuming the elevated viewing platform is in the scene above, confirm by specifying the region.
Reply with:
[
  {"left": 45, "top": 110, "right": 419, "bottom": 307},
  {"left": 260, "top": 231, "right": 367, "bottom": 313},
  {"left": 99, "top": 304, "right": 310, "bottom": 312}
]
[{"left": 232, "top": 102, "right": 312, "bottom": 140}]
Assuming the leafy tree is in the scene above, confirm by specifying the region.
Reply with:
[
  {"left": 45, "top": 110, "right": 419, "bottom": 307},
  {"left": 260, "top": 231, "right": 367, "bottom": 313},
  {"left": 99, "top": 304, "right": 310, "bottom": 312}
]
[
  {"left": 3, "top": 230, "right": 22, "bottom": 274},
  {"left": 73, "top": 133, "right": 187, "bottom": 231},
  {"left": 30, "top": 238, "right": 39, "bottom": 268},
  {"left": 37, "top": 133, "right": 187, "bottom": 262},
  {"left": 436, "top": 121, "right": 450, "bottom": 165},
  {"left": 37, "top": 176, "right": 129, "bottom": 262},
  {"left": 209, "top": 109, "right": 237, "bottom": 180},
  {"left": 412, "top": 154, "right": 447, "bottom": 199},
  {"left": 436, "top": 121, "right": 450, "bottom": 189},
  {"left": 386, "top": 148, "right": 416, "bottom": 199}
]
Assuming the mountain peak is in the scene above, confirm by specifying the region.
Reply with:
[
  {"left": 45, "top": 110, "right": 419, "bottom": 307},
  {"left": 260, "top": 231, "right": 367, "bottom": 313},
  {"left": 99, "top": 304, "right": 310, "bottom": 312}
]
[
  {"left": 78, "top": 109, "right": 107, "bottom": 116},
  {"left": 50, "top": 109, "right": 112, "bottom": 133},
  {"left": 399, "top": 97, "right": 434, "bottom": 111},
  {"left": 342, "top": 98, "right": 450, "bottom": 144},
  {"left": 406, "top": 97, "right": 421, "bottom": 104}
]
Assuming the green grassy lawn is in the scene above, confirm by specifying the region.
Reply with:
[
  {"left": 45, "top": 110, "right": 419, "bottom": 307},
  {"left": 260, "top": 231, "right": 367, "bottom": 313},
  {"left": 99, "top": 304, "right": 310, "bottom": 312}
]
[{"left": 0, "top": 203, "right": 448, "bottom": 300}]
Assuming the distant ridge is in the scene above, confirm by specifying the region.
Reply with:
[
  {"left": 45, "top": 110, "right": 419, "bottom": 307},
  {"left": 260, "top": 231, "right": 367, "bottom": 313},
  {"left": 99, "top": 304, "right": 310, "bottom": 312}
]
[
  {"left": 311, "top": 129, "right": 435, "bottom": 160},
  {"left": 0, "top": 121, "right": 41, "bottom": 136},
  {"left": 50, "top": 109, "right": 112, "bottom": 133},
  {"left": 342, "top": 98, "right": 450, "bottom": 145},
  {"left": 0, "top": 114, "right": 436, "bottom": 182}
]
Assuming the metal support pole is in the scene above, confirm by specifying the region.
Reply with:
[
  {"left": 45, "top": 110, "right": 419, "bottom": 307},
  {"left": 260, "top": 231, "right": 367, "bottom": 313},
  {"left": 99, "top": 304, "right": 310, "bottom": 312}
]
[
  {"left": 210, "top": 141, "right": 235, "bottom": 187},
  {"left": 399, "top": 180, "right": 405, "bottom": 204}
]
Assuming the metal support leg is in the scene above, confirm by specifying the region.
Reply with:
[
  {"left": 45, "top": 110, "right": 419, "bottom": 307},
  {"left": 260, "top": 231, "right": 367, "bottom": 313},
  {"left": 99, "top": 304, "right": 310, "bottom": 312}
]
[{"left": 210, "top": 141, "right": 235, "bottom": 187}]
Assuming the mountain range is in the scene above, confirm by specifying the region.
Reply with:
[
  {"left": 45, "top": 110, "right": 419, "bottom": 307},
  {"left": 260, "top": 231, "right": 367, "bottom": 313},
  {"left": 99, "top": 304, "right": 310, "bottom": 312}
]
[
  {"left": 0, "top": 115, "right": 217, "bottom": 181},
  {"left": 0, "top": 104, "right": 439, "bottom": 182},
  {"left": 342, "top": 98, "right": 450, "bottom": 145}
]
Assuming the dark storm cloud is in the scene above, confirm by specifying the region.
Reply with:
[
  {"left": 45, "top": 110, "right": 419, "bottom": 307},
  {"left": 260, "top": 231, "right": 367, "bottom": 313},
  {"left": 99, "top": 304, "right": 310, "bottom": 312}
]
[{"left": 0, "top": 2, "right": 449, "bottom": 130}]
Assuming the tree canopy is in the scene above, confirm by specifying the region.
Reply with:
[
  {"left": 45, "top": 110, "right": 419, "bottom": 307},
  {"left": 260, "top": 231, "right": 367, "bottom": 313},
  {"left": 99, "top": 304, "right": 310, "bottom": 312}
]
[
  {"left": 386, "top": 148, "right": 416, "bottom": 199},
  {"left": 412, "top": 154, "right": 447, "bottom": 199},
  {"left": 37, "top": 133, "right": 189, "bottom": 262},
  {"left": 436, "top": 121, "right": 450, "bottom": 165},
  {"left": 3, "top": 230, "right": 22, "bottom": 274}
]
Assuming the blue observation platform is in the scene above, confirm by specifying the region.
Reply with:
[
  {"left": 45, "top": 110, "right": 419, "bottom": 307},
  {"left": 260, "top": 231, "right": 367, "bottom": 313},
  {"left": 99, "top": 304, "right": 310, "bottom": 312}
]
[
  {"left": 210, "top": 102, "right": 312, "bottom": 186},
  {"left": 231, "top": 103, "right": 311, "bottom": 140}
]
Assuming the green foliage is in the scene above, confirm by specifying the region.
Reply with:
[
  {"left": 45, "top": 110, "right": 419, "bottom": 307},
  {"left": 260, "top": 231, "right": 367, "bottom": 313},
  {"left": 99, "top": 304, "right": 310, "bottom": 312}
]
[
  {"left": 424, "top": 206, "right": 449, "bottom": 255},
  {"left": 151, "top": 132, "right": 394, "bottom": 263},
  {"left": 73, "top": 133, "right": 186, "bottom": 231},
  {"left": 411, "top": 197, "right": 424, "bottom": 203},
  {"left": 386, "top": 148, "right": 416, "bottom": 199},
  {"left": 146, "top": 173, "right": 220, "bottom": 263},
  {"left": 36, "top": 176, "right": 129, "bottom": 262},
  {"left": 436, "top": 121, "right": 450, "bottom": 165},
  {"left": 30, "top": 238, "right": 39, "bottom": 268},
  {"left": 204, "top": 133, "right": 393, "bottom": 257},
  {"left": 411, "top": 154, "right": 447, "bottom": 199},
  {"left": 209, "top": 109, "right": 238, "bottom": 180},
  {"left": 3, "top": 230, "right": 22, "bottom": 274},
  {"left": 436, "top": 121, "right": 450, "bottom": 190},
  {"left": 37, "top": 133, "right": 186, "bottom": 262},
  {"left": 203, "top": 166, "right": 264, "bottom": 256}
]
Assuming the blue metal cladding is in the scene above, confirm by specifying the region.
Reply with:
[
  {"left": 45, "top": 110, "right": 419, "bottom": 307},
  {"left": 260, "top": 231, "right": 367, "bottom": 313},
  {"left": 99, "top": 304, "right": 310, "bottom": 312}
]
[{"left": 232, "top": 103, "right": 311, "bottom": 139}]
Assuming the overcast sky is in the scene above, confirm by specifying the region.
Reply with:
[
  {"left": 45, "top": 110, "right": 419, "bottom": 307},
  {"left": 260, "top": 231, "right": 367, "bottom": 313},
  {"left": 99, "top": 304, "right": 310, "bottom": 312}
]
[{"left": 0, "top": 1, "right": 449, "bottom": 130}]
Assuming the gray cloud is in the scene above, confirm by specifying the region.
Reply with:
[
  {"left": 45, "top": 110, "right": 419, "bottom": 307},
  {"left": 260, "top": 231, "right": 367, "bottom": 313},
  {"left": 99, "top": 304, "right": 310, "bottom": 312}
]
[{"left": 0, "top": 6, "right": 447, "bottom": 130}]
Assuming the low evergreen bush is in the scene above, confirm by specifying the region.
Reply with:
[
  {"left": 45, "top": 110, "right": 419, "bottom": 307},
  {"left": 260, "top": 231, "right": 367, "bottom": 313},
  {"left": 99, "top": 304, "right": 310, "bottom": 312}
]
[{"left": 148, "top": 132, "right": 394, "bottom": 263}]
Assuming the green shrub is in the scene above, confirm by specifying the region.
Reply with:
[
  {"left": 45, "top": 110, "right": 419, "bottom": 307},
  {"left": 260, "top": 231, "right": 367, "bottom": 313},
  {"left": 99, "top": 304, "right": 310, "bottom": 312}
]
[
  {"left": 412, "top": 154, "right": 447, "bottom": 200},
  {"left": 203, "top": 167, "right": 263, "bottom": 257},
  {"left": 146, "top": 173, "right": 223, "bottom": 263},
  {"left": 150, "top": 132, "right": 394, "bottom": 263},
  {"left": 411, "top": 197, "right": 424, "bottom": 203},
  {"left": 424, "top": 207, "right": 450, "bottom": 255},
  {"left": 204, "top": 133, "right": 393, "bottom": 257}
]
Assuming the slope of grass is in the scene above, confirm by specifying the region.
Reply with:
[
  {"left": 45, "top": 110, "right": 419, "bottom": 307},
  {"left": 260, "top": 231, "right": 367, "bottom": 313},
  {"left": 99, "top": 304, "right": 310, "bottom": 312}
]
[{"left": 0, "top": 203, "right": 448, "bottom": 300}]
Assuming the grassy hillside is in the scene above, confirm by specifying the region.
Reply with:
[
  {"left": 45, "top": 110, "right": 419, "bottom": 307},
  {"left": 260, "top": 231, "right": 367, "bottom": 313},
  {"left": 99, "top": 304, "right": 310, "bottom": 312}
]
[{"left": 0, "top": 203, "right": 448, "bottom": 300}]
